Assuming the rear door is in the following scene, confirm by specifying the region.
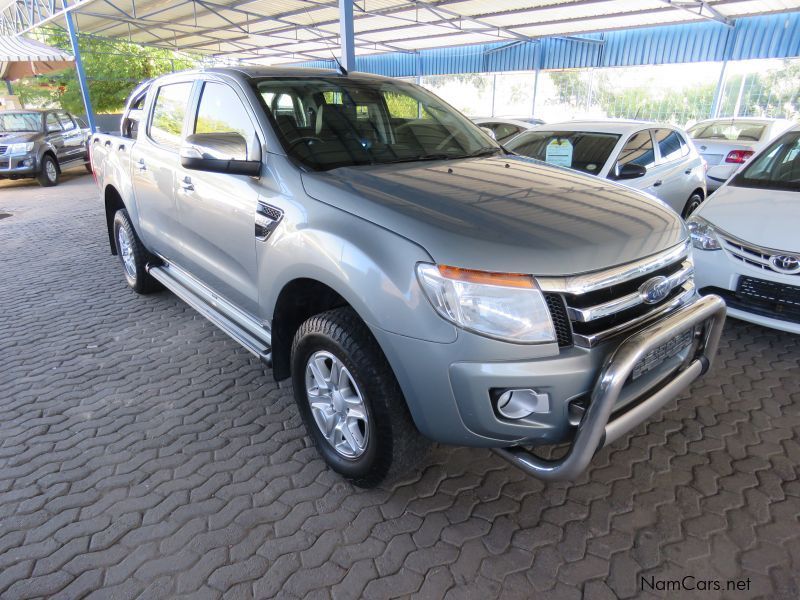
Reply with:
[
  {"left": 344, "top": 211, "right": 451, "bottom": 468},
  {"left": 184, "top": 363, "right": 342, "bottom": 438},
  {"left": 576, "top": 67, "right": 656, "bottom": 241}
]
[
  {"left": 131, "top": 79, "right": 195, "bottom": 259},
  {"left": 173, "top": 77, "right": 263, "bottom": 315},
  {"left": 651, "top": 128, "right": 696, "bottom": 213},
  {"left": 55, "top": 112, "right": 86, "bottom": 163}
]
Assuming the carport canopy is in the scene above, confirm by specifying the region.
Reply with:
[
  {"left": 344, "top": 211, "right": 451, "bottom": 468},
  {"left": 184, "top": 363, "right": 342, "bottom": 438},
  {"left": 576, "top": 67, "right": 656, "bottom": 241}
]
[
  {"left": 1, "top": 0, "right": 799, "bottom": 132},
  {"left": 0, "top": 33, "right": 73, "bottom": 79}
]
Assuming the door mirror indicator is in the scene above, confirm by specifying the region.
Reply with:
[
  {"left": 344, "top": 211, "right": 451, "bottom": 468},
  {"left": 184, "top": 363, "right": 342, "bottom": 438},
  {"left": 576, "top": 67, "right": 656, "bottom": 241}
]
[
  {"left": 611, "top": 162, "right": 647, "bottom": 180},
  {"left": 179, "top": 132, "right": 261, "bottom": 176}
]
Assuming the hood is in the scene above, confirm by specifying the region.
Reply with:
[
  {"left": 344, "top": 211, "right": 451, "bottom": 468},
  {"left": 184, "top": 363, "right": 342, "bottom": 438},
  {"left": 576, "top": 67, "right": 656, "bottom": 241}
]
[
  {"left": 0, "top": 131, "right": 41, "bottom": 144},
  {"left": 301, "top": 156, "right": 686, "bottom": 276},
  {"left": 698, "top": 183, "right": 800, "bottom": 252}
]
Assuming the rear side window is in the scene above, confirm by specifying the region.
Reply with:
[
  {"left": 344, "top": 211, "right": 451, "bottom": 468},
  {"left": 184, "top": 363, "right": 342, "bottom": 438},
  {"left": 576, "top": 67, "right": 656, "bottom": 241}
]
[
  {"left": 618, "top": 130, "right": 656, "bottom": 169},
  {"left": 654, "top": 128, "right": 688, "bottom": 163},
  {"left": 194, "top": 82, "right": 258, "bottom": 159},
  {"left": 149, "top": 82, "right": 193, "bottom": 151},
  {"left": 45, "top": 113, "right": 61, "bottom": 132},
  {"left": 57, "top": 112, "right": 76, "bottom": 131}
]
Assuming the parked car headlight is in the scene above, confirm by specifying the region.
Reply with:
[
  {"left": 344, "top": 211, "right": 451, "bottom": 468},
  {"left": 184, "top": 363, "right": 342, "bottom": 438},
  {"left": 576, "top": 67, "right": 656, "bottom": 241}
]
[
  {"left": 416, "top": 263, "right": 556, "bottom": 343},
  {"left": 686, "top": 216, "right": 721, "bottom": 251},
  {"left": 8, "top": 142, "right": 34, "bottom": 155}
]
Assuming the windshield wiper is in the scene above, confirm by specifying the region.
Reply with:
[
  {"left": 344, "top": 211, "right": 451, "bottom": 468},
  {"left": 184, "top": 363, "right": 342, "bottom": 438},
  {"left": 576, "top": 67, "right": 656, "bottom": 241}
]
[
  {"left": 462, "top": 146, "right": 504, "bottom": 158},
  {"left": 383, "top": 153, "right": 452, "bottom": 164}
]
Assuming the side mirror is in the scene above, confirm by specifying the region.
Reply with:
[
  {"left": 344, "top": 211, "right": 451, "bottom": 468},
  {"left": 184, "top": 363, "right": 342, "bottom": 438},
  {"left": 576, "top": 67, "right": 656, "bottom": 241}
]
[
  {"left": 180, "top": 132, "right": 261, "bottom": 176},
  {"left": 611, "top": 162, "right": 647, "bottom": 180},
  {"left": 480, "top": 126, "right": 496, "bottom": 140}
]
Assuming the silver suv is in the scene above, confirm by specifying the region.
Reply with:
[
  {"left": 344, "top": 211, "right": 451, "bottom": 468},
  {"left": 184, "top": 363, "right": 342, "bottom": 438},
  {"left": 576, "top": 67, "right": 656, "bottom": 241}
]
[{"left": 92, "top": 68, "right": 725, "bottom": 486}]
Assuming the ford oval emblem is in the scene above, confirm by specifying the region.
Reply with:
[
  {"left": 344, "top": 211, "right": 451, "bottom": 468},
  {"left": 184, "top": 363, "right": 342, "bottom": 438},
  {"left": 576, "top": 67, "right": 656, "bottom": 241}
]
[
  {"left": 770, "top": 255, "right": 800, "bottom": 274},
  {"left": 639, "top": 276, "right": 672, "bottom": 305}
]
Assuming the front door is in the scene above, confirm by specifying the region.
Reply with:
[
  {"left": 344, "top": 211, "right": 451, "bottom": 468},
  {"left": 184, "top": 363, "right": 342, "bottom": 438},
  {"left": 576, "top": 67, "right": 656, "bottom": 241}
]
[
  {"left": 173, "top": 79, "right": 262, "bottom": 315},
  {"left": 612, "top": 129, "right": 662, "bottom": 198},
  {"left": 43, "top": 113, "right": 66, "bottom": 161},
  {"left": 131, "top": 80, "right": 194, "bottom": 260}
]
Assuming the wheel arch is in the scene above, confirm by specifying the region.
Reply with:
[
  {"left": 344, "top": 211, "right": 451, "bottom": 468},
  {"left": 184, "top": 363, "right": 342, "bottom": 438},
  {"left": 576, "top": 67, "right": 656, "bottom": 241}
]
[{"left": 104, "top": 185, "right": 126, "bottom": 255}]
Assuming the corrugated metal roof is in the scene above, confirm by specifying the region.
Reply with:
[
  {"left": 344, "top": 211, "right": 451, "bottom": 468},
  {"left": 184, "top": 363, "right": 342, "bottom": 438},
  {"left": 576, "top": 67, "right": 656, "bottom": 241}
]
[{"left": 0, "top": 0, "right": 798, "bottom": 63}]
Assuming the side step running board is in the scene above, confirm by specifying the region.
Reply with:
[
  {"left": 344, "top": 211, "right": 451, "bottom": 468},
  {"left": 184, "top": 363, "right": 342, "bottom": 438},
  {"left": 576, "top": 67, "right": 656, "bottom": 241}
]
[{"left": 148, "top": 264, "right": 272, "bottom": 366}]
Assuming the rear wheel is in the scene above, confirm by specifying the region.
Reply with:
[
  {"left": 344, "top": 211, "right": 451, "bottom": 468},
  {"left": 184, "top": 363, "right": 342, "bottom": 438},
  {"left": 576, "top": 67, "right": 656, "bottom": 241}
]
[
  {"left": 682, "top": 191, "right": 704, "bottom": 218},
  {"left": 290, "top": 307, "right": 428, "bottom": 487},
  {"left": 37, "top": 155, "right": 59, "bottom": 187},
  {"left": 112, "top": 209, "right": 162, "bottom": 294}
]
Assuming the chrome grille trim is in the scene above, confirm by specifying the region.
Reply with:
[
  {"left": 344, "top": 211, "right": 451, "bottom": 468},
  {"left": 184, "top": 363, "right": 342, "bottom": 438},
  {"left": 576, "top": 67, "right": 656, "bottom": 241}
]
[
  {"left": 566, "top": 260, "right": 694, "bottom": 323},
  {"left": 536, "top": 239, "right": 691, "bottom": 295},
  {"left": 719, "top": 232, "right": 800, "bottom": 276},
  {"left": 572, "top": 282, "right": 696, "bottom": 348}
]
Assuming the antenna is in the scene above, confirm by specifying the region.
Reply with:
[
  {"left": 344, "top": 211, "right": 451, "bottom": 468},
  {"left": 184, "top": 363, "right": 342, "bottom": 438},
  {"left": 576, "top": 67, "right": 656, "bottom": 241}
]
[{"left": 303, "top": 5, "right": 348, "bottom": 75}]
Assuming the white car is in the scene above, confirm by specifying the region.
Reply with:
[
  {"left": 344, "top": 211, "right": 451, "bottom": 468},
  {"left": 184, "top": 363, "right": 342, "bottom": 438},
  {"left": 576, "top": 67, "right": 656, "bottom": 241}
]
[
  {"left": 506, "top": 120, "right": 707, "bottom": 216},
  {"left": 472, "top": 117, "right": 544, "bottom": 143},
  {"left": 687, "top": 117, "right": 795, "bottom": 192},
  {"left": 689, "top": 126, "right": 800, "bottom": 334}
]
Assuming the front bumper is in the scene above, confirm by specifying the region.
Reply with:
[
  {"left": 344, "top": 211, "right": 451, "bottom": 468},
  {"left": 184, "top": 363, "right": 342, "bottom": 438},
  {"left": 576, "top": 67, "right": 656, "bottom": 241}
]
[
  {"left": 694, "top": 245, "right": 800, "bottom": 334},
  {"left": 0, "top": 154, "right": 38, "bottom": 177},
  {"left": 493, "top": 294, "right": 726, "bottom": 481}
]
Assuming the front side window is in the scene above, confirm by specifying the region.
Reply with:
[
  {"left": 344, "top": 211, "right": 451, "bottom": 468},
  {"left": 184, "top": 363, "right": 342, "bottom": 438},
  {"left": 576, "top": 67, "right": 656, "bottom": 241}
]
[
  {"left": 45, "top": 113, "right": 62, "bottom": 133},
  {"left": 150, "top": 82, "right": 193, "bottom": 151},
  {"left": 617, "top": 131, "right": 656, "bottom": 169},
  {"left": 254, "top": 77, "right": 497, "bottom": 171},
  {"left": 506, "top": 130, "right": 620, "bottom": 175},
  {"left": 688, "top": 122, "right": 766, "bottom": 142},
  {"left": 654, "top": 129, "right": 688, "bottom": 163},
  {"left": 0, "top": 112, "right": 42, "bottom": 132},
  {"left": 194, "top": 82, "right": 258, "bottom": 159},
  {"left": 731, "top": 131, "right": 800, "bottom": 192},
  {"left": 57, "top": 112, "right": 76, "bottom": 131}
]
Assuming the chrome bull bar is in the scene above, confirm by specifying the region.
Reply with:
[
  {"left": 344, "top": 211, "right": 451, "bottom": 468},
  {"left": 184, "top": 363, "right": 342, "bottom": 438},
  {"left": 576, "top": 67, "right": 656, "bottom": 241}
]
[{"left": 493, "top": 294, "right": 727, "bottom": 482}]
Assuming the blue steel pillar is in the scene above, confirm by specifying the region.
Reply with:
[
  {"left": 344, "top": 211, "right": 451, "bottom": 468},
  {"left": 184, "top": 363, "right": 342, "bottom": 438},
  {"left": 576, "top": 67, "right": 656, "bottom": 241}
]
[
  {"left": 339, "top": 0, "right": 355, "bottom": 73},
  {"left": 65, "top": 9, "right": 96, "bottom": 132}
]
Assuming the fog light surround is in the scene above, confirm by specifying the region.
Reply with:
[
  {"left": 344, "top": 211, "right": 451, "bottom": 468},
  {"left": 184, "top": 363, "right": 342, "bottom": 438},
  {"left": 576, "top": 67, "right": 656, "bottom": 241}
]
[{"left": 495, "top": 388, "right": 550, "bottom": 420}]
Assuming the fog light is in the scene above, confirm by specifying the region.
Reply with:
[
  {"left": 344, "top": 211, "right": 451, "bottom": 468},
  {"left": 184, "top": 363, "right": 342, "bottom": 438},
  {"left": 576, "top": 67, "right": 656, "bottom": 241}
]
[{"left": 496, "top": 389, "right": 549, "bottom": 420}]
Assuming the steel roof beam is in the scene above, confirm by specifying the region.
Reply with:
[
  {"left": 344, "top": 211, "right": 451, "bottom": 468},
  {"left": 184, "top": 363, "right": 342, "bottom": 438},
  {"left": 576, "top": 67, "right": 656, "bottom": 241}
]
[{"left": 657, "top": 0, "right": 733, "bottom": 27}]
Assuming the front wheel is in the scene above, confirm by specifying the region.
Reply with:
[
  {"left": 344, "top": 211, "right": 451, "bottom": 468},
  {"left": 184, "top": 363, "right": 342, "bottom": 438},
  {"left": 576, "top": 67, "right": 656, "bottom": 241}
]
[
  {"left": 37, "top": 155, "right": 59, "bottom": 187},
  {"left": 290, "top": 307, "right": 428, "bottom": 488},
  {"left": 682, "top": 191, "right": 704, "bottom": 218}
]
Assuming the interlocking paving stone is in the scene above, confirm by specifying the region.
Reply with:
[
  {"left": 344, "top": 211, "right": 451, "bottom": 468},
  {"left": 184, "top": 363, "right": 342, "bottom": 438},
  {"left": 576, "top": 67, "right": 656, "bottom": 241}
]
[{"left": 1, "top": 174, "right": 799, "bottom": 599}]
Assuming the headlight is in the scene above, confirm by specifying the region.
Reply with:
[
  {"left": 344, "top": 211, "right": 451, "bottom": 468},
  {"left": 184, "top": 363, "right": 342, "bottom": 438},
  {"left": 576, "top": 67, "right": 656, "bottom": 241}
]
[
  {"left": 416, "top": 263, "right": 556, "bottom": 343},
  {"left": 686, "top": 216, "right": 721, "bottom": 250},
  {"left": 8, "top": 142, "right": 34, "bottom": 155}
]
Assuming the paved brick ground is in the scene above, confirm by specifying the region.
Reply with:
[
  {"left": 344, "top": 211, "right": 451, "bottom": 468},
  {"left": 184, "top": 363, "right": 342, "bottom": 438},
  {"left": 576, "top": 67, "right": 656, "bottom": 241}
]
[{"left": 1, "top": 174, "right": 799, "bottom": 600}]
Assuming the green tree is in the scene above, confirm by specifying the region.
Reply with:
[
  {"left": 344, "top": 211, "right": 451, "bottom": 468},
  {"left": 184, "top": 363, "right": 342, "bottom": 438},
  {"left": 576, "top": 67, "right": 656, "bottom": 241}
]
[{"left": 16, "top": 28, "right": 196, "bottom": 114}]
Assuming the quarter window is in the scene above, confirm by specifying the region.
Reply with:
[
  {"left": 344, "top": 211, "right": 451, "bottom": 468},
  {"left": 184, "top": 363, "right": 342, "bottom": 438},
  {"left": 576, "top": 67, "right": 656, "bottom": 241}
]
[
  {"left": 194, "top": 82, "right": 258, "bottom": 159},
  {"left": 654, "top": 128, "right": 688, "bottom": 163},
  {"left": 618, "top": 131, "right": 656, "bottom": 169},
  {"left": 150, "top": 82, "right": 193, "bottom": 151}
]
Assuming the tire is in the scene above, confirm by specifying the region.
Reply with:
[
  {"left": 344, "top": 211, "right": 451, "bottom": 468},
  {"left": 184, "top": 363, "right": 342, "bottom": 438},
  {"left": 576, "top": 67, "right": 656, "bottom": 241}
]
[
  {"left": 682, "top": 191, "right": 704, "bottom": 218},
  {"left": 37, "top": 154, "right": 59, "bottom": 187},
  {"left": 290, "top": 307, "right": 428, "bottom": 488},
  {"left": 112, "top": 209, "right": 162, "bottom": 294}
]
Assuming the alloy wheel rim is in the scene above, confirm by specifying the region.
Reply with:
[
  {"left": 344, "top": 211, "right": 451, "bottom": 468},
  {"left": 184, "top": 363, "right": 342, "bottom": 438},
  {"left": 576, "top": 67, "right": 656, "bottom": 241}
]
[
  {"left": 117, "top": 227, "right": 136, "bottom": 279},
  {"left": 305, "top": 350, "right": 369, "bottom": 459},
  {"left": 46, "top": 160, "right": 57, "bottom": 182}
]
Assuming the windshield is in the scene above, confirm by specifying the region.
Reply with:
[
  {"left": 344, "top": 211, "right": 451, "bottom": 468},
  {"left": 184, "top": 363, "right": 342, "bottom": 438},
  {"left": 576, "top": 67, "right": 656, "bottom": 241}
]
[
  {"left": 731, "top": 131, "right": 800, "bottom": 192},
  {"left": 0, "top": 112, "right": 41, "bottom": 133},
  {"left": 254, "top": 77, "right": 499, "bottom": 170},
  {"left": 688, "top": 122, "right": 765, "bottom": 142},
  {"left": 506, "top": 130, "right": 620, "bottom": 174}
]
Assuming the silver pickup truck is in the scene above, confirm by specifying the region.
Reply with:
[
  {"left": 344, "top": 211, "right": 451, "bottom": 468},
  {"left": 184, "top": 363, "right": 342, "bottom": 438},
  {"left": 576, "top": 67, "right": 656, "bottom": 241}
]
[{"left": 91, "top": 67, "right": 726, "bottom": 487}]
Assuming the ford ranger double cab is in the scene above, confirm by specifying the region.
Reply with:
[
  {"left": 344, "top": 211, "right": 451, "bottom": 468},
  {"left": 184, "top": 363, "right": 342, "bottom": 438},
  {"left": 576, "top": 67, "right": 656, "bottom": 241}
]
[{"left": 91, "top": 67, "right": 726, "bottom": 487}]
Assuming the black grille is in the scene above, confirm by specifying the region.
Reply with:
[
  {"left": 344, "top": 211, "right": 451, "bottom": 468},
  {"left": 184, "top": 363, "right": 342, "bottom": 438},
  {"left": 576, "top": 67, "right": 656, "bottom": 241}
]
[
  {"left": 701, "top": 278, "right": 800, "bottom": 325},
  {"left": 0, "top": 145, "right": 7, "bottom": 154},
  {"left": 544, "top": 293, "right": 573, "bottom": 347}
]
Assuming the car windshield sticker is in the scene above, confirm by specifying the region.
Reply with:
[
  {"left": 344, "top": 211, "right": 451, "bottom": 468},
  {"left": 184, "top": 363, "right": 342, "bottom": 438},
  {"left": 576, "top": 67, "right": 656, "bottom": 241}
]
[{"left": 545, "top": 138, "right": 573, "bottom": 168}]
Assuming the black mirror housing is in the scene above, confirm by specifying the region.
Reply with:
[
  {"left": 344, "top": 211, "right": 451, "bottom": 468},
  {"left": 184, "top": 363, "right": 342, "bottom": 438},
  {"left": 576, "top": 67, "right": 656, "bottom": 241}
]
[{"left": 612, "top": 162, "right": 647, "bottom": 180}]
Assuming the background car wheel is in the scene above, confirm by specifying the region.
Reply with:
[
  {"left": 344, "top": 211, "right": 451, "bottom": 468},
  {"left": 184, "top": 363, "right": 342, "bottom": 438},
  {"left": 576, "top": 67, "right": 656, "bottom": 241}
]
[
  {"left": 291, "top": 307, "right": 429, "bottom": 488},
  {"left": 37, "top": 155, "right": 59, "bottom": 187},
  {"left": 112, "top": 209, "right": 162, "bottom": 294},
  {"left": 682, "top": 191, "right": 704, "bottom": 218}
]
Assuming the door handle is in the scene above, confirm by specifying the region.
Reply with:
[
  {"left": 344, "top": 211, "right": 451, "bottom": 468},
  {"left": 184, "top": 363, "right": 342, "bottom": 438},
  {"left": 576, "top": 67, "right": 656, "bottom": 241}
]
[
  {"left": 136, "top": 159, "right": 146, "bottom": 172},
  {"left": 653, "top": 180, "right": 663, "bottom": 187},
  {"left": 104, "top": 140, "right": 111, "bottom": 148},
  {"left": 118, "top": 144, "right": 126, "bottom": 152},
  {"left": 180, "top": 176, "right": 194, "bottom": 192}
]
